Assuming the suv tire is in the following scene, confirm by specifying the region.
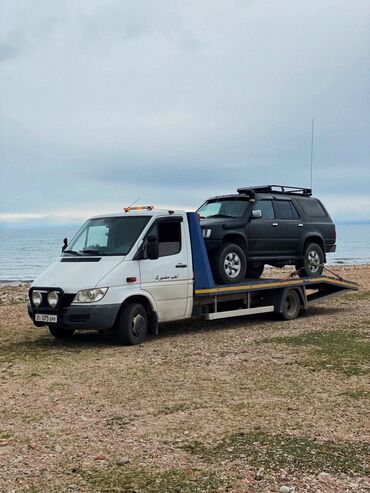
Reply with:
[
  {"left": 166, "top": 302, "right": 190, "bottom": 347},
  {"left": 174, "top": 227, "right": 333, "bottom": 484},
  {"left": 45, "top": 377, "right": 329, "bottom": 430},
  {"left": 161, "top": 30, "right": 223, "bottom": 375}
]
[
  {"left": 212, "top": 243, "right": 246, "bottom": 284},
  {"left": 298, "top": 242, "right": 324, "bottom": 277},
  {"left": 246, "top": 263, "right": 264, "bottom": 279},
  {"left": 117, "top": 302, "right": 148, "bottom": 345}
]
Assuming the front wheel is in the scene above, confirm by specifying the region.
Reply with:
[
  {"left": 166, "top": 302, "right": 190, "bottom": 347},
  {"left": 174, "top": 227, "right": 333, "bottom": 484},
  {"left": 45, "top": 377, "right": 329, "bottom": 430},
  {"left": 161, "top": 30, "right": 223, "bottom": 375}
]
[
  {"left": 48, "top": 326, "right": 75, "bottom": 339},
  {"left": 297, "top": 242, "right": 324, "bottom": 277},
  {"left": 116, "top": 303, "right": 148, "bottom": 345},
  {"left": 212, "top": 243, "right": 247, "bottom": 284}
]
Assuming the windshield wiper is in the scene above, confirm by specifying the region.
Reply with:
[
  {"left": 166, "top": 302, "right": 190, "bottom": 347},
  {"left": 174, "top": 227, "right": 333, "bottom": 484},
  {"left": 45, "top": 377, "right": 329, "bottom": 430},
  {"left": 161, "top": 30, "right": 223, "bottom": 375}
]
[
  {"left": 82, "top": 249, "right": 106, "bottom": 256},
  {"left": 63, "top": 249, "right": 81, "bottom": 256}
]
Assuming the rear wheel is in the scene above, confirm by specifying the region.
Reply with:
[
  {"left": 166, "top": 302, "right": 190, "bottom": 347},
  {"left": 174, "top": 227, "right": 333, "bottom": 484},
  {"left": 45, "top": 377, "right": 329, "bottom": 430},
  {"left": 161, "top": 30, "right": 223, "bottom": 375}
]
[
  {"left": 117, "top": 302, "right": 148, "bottom": 345},
  {"left": 297, "top": 242, "right": 324, "bottom": 277},
  {"left": 212, "top": 243, "right": 247, "bottom": 284},
  {"left": 48, "top": 326, "right": 75, "bottom": 339},
  {"left": 246, "top": 263, "right": 264, "bottom": 279},
  {"left": 279, "top": 289, "right": 301, "bottom": 320}
]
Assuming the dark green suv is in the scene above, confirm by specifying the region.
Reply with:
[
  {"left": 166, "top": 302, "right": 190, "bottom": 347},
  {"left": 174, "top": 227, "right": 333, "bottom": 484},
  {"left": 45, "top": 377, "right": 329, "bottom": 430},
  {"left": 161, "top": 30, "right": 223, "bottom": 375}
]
[{"left": 197, "top": 185, "right": 336, "bottom": 284}]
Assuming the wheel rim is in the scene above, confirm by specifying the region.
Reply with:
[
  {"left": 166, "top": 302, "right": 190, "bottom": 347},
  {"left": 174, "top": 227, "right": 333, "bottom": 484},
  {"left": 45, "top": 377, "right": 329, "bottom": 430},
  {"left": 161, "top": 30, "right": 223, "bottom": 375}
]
[
  {"left": 307, "top": 250, "right": 320, "bottom": 273},
  {"left": 132, "top": 313, "right": 146, "bottom": 338},
  {"left": 284, "top": 294, "right": 297, "bottom": 316},
  {"left": 224, "top": 252, "right": 241, "bottom": 278}
]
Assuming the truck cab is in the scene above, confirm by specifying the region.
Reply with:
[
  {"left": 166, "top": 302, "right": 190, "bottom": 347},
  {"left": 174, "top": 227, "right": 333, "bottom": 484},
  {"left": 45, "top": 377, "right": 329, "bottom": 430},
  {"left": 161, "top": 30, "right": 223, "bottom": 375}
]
[{"left": 28, "top": 208, "right": 194, "bottom": 344}]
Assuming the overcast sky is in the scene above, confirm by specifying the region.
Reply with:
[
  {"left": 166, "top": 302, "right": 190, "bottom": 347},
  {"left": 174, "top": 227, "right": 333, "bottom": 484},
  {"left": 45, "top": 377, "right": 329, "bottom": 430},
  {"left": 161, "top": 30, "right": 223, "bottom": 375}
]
[{"left": 0, "top": 0, "right": 369, "bottom": 224}]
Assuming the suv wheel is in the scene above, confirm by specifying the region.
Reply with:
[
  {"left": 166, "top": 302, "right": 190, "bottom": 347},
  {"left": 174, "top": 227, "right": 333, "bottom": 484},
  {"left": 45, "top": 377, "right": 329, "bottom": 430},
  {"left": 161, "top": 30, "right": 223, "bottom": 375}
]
[
  {"left": 298, "top": 243, "right": 324, "bottom": 277},
  {"left": 246, "top": 263, "right": 264, "bottom": 279},
  {"left": 212, "top": 243, "right": 246, "bottom": 284}
]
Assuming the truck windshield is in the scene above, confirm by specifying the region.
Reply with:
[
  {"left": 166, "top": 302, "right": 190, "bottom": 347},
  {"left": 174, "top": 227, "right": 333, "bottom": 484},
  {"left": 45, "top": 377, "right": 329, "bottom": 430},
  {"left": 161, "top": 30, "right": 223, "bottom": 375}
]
[
  {"left": 198, "top": 199, "right": 249, "bottom": 218},
  {"left": 64, "top": 216, "right": 150, "bottom": 256}
]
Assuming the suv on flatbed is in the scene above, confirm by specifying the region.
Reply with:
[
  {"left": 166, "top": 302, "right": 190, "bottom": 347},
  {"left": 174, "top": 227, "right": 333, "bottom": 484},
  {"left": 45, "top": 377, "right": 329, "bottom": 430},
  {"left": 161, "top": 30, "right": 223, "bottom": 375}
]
[{"left": 197, "top": 185, "right": 336, "bottom": 283}]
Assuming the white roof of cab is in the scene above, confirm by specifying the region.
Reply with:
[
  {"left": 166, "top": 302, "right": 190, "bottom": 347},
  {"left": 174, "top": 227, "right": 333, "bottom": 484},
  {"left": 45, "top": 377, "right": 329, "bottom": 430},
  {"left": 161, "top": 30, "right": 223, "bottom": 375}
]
[{"left": 89, "top": 209, "right": 186, "bottom": 220}]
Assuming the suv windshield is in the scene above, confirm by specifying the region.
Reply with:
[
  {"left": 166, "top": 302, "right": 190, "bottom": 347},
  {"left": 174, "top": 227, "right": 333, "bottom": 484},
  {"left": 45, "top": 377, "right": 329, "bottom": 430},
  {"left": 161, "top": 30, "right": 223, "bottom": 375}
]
[
  {"left": 64, "top": 216, "right": 150, "bottom": 256},
  {"left": 198, "top": 199, "right": 249, "bottom": 219}
]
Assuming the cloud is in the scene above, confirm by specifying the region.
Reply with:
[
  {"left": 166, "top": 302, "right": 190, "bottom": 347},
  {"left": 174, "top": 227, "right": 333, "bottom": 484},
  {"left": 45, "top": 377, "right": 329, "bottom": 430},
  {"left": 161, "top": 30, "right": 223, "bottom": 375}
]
[{"left": 0, "top": 0, "right": 369, "bottom": 222}]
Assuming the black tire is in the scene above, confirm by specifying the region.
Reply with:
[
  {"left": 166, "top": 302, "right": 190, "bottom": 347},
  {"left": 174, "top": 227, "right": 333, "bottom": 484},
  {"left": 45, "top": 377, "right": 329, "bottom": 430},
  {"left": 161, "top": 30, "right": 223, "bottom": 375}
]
[
  {"left": 117, "top": 303, "right": 148, "bottom": 345},
  {"left": 48, "top": 326, "right": 75, "bottom": 339},
  {"left": 212, "top": 243, "right": 247, "bottom": 284},
  {"left": 279, "top": 289, "right": 301, "bottom": 320},
  {"left": 246, "top": 263, "right": 264, "bottom": 279},
  {"left": 297, "top": 242, "right": 324, "bottom": 277}
]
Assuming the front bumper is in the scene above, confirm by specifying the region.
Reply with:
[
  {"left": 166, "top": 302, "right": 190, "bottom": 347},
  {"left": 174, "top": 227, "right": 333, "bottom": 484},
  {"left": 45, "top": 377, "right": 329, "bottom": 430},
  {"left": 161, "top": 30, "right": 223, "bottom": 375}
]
[
  {"left": 325, "top": 244, "right": 336, "bottom": 253},
  {"left": 28, "top": 303, "right": 121, "bottom": 331}
]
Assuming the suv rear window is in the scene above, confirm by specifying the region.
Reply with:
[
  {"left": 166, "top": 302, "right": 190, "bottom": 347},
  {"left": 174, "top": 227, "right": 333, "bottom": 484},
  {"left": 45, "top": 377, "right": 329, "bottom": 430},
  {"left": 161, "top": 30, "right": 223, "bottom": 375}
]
[
  {"left": 274, "top": 200, "right": 300, "bottom": 219},
  {"left": 298, "top": 198, "right": 327, "bottom": 217}
]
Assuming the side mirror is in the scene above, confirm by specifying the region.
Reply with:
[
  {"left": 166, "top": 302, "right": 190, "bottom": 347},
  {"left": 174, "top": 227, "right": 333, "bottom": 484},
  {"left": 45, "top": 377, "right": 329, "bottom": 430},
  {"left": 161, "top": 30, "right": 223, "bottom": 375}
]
[
  {"left": 251, "top": 209, "right": 262, "bottom": 219},
  {"left": 146, "top": 235, "right": 159, "bottom": 260},
  {"left": 62, "top": 237, "right": 68, "bottom": 252}
]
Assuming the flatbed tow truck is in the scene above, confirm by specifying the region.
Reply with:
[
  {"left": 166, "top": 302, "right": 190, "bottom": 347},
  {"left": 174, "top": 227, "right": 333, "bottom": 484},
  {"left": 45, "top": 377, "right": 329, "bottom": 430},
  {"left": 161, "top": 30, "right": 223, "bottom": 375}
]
[{"left": 28, "top": 208, "right": 358, "bottom": 345}]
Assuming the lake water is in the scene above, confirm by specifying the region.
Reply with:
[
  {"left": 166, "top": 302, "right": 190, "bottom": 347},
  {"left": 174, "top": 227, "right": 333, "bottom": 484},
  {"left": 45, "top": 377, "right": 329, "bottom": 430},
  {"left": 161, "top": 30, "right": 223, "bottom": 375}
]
[{"left": 0, "top": 223, "right": 369, "bottom": 283}]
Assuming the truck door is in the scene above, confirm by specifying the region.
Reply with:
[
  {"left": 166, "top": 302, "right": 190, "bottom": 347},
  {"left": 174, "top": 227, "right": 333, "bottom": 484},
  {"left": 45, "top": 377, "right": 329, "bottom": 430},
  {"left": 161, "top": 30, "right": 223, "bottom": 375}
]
[
  {"left": 139, "top": 217, "right": 190, "bottom": 320},
  {"left": 273, "top": 199, "right": 302, "bottom": 255},
  {"left": 248, "top": 199, "right": 279, "bottom": 258}
]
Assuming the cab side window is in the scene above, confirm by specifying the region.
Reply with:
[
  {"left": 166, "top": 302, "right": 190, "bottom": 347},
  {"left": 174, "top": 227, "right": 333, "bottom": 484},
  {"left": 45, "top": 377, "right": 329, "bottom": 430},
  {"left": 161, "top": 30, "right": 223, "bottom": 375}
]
[
  {"left": 254, "top": 200, "right": 275, "bottom": 219},
  {"left": 148, "top": 220, "right": 182, "bottom": 257},
  {"left": 275, "top": 200, "right": 300, "bottom": 219}
]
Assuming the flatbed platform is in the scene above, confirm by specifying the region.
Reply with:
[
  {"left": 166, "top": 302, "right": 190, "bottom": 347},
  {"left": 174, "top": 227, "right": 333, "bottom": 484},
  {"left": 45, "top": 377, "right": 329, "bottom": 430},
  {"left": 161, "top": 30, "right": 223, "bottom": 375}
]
[
  {"left": 187, "top": 212, "right": 358, "bottom": 321},
  {"left": 194, "top": 275, "right": 358, "bottom": 296}
]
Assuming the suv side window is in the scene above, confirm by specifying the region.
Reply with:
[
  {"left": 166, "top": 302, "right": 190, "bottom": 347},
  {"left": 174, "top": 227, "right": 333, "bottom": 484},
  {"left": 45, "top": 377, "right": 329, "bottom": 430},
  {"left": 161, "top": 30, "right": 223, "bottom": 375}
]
[
  {"left": 275, "top": 200, "right": 300, "bottom": 219},
  {"left": 254, "top": 200, "right": 275, "bottom": 219},
  {"left": 148, "top": 221, "right": 182, "bottom": 257}
]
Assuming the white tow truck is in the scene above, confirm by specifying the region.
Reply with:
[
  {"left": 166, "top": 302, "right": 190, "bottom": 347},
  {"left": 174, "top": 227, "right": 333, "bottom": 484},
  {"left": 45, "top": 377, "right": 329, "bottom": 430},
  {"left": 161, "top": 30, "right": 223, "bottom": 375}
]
[{"left": 28, "top": 207, "right": 358, "bottom": 345}]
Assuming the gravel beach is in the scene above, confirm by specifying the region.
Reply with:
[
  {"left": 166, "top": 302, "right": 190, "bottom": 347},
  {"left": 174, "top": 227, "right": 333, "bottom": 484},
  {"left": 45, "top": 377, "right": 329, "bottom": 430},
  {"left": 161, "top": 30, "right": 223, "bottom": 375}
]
[{"left": 0, "top": 264, "right": 369, "bottom": 492}]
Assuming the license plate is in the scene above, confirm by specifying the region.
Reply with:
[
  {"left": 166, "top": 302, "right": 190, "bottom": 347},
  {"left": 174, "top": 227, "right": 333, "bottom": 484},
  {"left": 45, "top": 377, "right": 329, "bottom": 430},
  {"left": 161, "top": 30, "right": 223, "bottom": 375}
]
[{"left": 35, "top": 314, "right": 58, "bottom": 323}]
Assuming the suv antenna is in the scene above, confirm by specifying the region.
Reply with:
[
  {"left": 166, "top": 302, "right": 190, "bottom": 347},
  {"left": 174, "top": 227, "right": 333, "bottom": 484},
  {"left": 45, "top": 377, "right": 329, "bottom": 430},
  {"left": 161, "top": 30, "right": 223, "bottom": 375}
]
[{"left": 310, "top": 118, "right": 314, "bottom": 189}]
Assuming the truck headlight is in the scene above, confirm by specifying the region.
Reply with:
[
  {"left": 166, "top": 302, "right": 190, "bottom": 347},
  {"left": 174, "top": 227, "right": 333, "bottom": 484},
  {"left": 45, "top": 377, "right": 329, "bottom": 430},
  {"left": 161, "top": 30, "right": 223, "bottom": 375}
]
[
  {"left": 202, "top": 228, "right": 212, "bottom": 239},
  {"left": 32, "top": 291, "right": 43, "bottom": 307},
  {"left": 72, "top": 288, "right": 108, "bottom": 304},
  {"left": 47, "top": 291, "right": 59, "bottom": 308}
]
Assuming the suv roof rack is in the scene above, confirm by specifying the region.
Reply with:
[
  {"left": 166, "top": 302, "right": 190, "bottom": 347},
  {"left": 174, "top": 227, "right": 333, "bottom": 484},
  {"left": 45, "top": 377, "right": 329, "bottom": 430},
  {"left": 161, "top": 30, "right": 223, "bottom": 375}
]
[{"left": 237, "top": 185, "right": 312, "bottom": 197}]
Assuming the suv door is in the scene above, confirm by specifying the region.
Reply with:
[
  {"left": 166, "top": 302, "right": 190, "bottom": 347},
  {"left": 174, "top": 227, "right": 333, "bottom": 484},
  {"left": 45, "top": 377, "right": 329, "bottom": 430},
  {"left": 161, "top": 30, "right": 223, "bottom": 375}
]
[
  {"left": 273, "top": 199, "right": 302, "bottom": 256},
  {"left": 139, "top": 217, "right": 190, "bottom": 321},
  {"left": 247, "top": 199, "right": 280, "bottom": 258}
]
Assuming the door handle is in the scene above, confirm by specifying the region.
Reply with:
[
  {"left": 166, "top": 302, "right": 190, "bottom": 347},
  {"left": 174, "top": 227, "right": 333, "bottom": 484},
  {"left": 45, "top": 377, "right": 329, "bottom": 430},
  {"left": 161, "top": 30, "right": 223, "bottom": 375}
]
[
  {"left": 272, "top": 223, "right": 278, "bottom": 227},
  {"left": 175, "top": 263, "right": 187, "bottom": 268},
  {"left": 298, "top": 223, "right": 304, "bottom": 227}
]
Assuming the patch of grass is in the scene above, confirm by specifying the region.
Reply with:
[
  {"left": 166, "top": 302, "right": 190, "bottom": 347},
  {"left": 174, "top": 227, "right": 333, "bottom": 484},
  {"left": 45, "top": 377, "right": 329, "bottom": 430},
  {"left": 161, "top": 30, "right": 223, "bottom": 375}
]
[
  {"left": 82, "top": 466, "right": 227, "bottom": 493},
  {"left": 342, "top": 290, "right": 370, "bottom": 302},
  {"left": 182, "top": 431, "right": 369, "bottom": 475},
  {"left": 160, "top": 402, "right": 199, "bottom": 415},
  {"left": 0, "top": 336, "right": 85, "bottom": 365},
  {"left": 257, "top": 330, "right": 370, "bottom": 376},
  {"left": 106, "top": 415, "right": 132, "bottom": 430},
  {"left": 0, "top": 431, "right": 11, "bottom": 439},
  {"left": 340, "top": 390, "right": 370, "bottom": 400}
]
